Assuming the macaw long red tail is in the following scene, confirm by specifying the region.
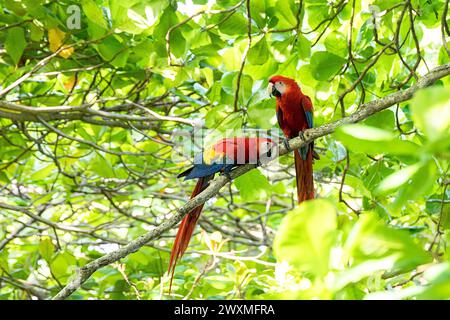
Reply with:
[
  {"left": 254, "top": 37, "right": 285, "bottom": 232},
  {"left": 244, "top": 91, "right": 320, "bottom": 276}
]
[
  {"left": 168, "top": 176, "right": 211, "bottom": 291},
  {"left": 294, "top": 149, "right": 314, "bottom": 203}
]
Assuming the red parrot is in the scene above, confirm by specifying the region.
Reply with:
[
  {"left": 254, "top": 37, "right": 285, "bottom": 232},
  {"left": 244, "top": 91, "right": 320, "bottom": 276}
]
[
  {"left": 267, "top": 75, "right": 316, "bottom": 203},
  {"left": 168, "top": 137, "right": 274, "bottom": 290}
]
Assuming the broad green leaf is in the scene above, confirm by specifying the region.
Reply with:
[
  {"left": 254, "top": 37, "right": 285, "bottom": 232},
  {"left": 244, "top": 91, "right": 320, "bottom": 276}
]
[
  {"left": 5, "top": 27, "right": 26, "bottom": 65},
  {"left": 415, "top": 263, "right": 450, "bottom": 299},
  {"left": 345, "top": 175, "right": 371, "bottom": 198},
  {"left": 324, "top": 31, "right": 347, "bottom": 58},
  {"left": 29, "top": 23, "right": 44, "bottom": 42},
  {"left": 296, "top": 34, "right": 311, "bottom": 59},
  {"left": 344, "top": 213, "right": 431, "bottom": 279},
  {"left": 96, "top": 35, "right": 129, "bottom": 68},
  {"left": 219, "top": 13, "right": 247, "bottom": 35},
  {"left": 250, "top": 0, "right": 267, "bottom": 28},
  {"left": 248, "top": 37, "right": 270, "bottom": 65},
  {"left": 91, "top": 153, "right": 116, "bottom": 178},
  {"left": 3, "top": 0, "right": 27, "bottom": 15},
  {"left": 410, "top": 86, "right": 450, "bottom": 142},
  {"left": 234, "top": 169, "right": 271, "bottom": 201},
  {"left": 50, "top": 251, "right": 77, "bottom": 280},
  {"left": 81, "top": 0, "right": 107, "bottom": 29},
  {"left": 363, "top": 110, "right": 395, "bottom": 131},
  {"left": 274, "top": 0, "right": 297, "bottom": 28},
  {"left": 310, "top": 51, "right": 346, "bottom": 81},
  {"left": 366, "top": 263, "right": 450, "bottom": 300},
  {"left": 391, "top": 160, "right": 438, "bottom": 213},
  {"left": 376, "top": 163, "right": 422, "bottom": 195},
  {"left": 39, "top": 237, "right": 55, "bottom": 262},
  {"left": 0, "top": 250, "right": 9, "bottom": 273},
  {"left": 30, "top": 164, "right": 55, "bottom": 181},
  {"left": 248, "top": 99, "right": 277, "bottom": 129},
  {"left": 335, "top": 124, "right": 420, "bottom": 156},
  {"left": 274, "top": 199, "right": 337, "bottom": 276}
]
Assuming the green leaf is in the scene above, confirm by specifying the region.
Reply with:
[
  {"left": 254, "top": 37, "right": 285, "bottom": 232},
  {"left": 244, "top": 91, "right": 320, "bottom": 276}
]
[
  {"left": 29, "top": 23, "right": 44, "bottom": 42},
  {"left": 415, "top": 263, "right": 450, "bottom": 299},
  {"left": 50, "top": 251, "right": 77, "bottom": 280},
  {"left": 366, "top": 262, "right": 450, "bottom": 300},
  {"left": 234, "top": 169, "right": 271, "bottom": 201},
  {"left": 3, "top": 0, "right": 27, "bottom": 15},
  {"left": 274, "top": 199, "right": 337, "bottom": 276},
  {"left": 310, "top": 51, "right": 346, "bottom": 81},
  {"left": 0, "top": 250, "right": 9, "bottom": 273},
  {"left": 363, "top": 110, "right": 395, "bottom": 131},
  {"left": 335, "top": 124, "right": 420, "bottom": 156},
  {"left": 219, "top": 13, "right": 247, "bottom": 35},
  {"left": 5, "top": 27, "right": 26, "bottom": 65},
  {"left": 274, "top": 0, "right": 297, "bottom": 28},
  {"left": 248, "top": 99, "right": 277, "bottom": 129},
  {"left": 96, "top": 35, "right": 129, "bottom": 68},
  {"left": 250, "top": 0, "right": 267, "bottom": 28},
  {"left": 91, "top": 153, "right": 115, "bottom": 178},
  {"left": 169, "top": 28, "right": 187, "bottom": 58},
  {"left": 39, "top": 237, "right": 55, "bottom": 262},
  {"left": 410, "top": 86, "right": 450, "bottom": 142},
  {"left": 30, "top": 164, "right": 55, "bottom": 181},
  {"left": 345, "top": 175, "right": 371, "bottom": 198},
  {"left": 376, "top": 163, "right": 422, "bottom": 195},
  {"left": 296, "top": 34, "right": 311, "bottom": 59},
  {"left": 344, "top": 213, "right": 431, "bottom": 279},
  {"left": 391, "top": 160, "right": 438, "bottom": 213},
  {"left": 81, "top": 0, "right": 107, "bottom": 29},
  {"left": 248, "top": 37, "right": 270, "bottom": 65},
  {"left": 324, "top": 31, "right": 347, "bottom": 58}
]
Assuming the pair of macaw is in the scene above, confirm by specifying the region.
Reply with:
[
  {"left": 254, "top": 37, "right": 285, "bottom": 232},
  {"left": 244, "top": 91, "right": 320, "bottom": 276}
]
[{"left": 168, "top": 76, "right": 316, "bottom": 290}]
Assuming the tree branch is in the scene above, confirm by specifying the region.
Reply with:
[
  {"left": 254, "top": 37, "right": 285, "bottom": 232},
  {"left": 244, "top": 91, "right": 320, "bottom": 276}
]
[
  {"left": 51, "top": 62, "right": 450, "bottom": 300},
  {"left": 0, "top": 100, "right": 198, "bottom": 128}
]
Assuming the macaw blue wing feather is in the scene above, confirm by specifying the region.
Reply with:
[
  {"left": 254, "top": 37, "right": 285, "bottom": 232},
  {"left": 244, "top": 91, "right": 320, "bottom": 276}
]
[
  {"left": 299, "top": 98, "right": 313, "bottom": 160},
  {"left": 183, "top": 163, "right": 224, "bottom": 180},
  {"left": 182, "top": 153, "right": 236, "bottom": 180},
  {"left": 299, "top": 146, "right": 308, "bottom": 160},
  {"left": 305, "top": 110, "right": 313, "bottom": 129}
]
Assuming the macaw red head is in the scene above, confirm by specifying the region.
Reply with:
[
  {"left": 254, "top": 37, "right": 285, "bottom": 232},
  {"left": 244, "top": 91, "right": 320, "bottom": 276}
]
[
  {"left": 254, "top": 137, "right": 275, "bottom": 159},
  {"left": 267, "top": 75, "right": 300, "bottom": 98}
]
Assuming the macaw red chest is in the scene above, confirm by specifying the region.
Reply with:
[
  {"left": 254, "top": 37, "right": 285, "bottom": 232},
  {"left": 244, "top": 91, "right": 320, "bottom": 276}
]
[{"left": 277, "top": 98, "right": 309, "bottom": 139}]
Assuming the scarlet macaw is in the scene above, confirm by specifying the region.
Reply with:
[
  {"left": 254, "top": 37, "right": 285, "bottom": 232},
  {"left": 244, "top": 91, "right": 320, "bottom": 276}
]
[
  {"left": 267, "top": 76, "right": 316, "bottom": 203},
  {"left": 168, "top": 137, "right": 275, "bottom": 290}
]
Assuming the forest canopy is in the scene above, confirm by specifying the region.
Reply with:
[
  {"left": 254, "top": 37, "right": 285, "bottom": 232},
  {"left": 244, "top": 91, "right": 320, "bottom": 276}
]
[{"left": 0, "top": 0, "right": 449, "bottom": 300}]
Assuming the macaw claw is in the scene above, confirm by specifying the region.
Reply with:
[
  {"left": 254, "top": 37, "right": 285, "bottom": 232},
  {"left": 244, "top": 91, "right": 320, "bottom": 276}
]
[
  {"left": 298, "top": 131, "right": 306, "bottom": 141},
  {"left": 220, "top": 171, "right": 232, "bottom": 181},
  {"left": 282, "top": 138, "right": 291, "bottom": 152}
]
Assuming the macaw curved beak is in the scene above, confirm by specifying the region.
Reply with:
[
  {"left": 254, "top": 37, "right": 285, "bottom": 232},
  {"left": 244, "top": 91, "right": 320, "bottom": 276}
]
[{"left": 267, "top": 82, "right": 281, "bottom": 98}]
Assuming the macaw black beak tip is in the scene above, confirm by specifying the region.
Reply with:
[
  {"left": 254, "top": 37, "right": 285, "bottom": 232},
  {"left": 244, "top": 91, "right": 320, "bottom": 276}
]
[
  {"left": 267, "top": 82, "right": 281, "bottom": 98},
  {"left": 272, "top": 87, "right": 281, "bottom": 98}
]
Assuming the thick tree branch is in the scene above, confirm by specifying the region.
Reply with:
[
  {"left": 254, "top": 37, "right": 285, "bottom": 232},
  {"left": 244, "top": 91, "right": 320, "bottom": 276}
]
[
  {"left": 0, "top": 100, "right": 198, "bottom": 127},
  {"left": 51, "top": 62, "right": 450, "bottom": 300}
]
